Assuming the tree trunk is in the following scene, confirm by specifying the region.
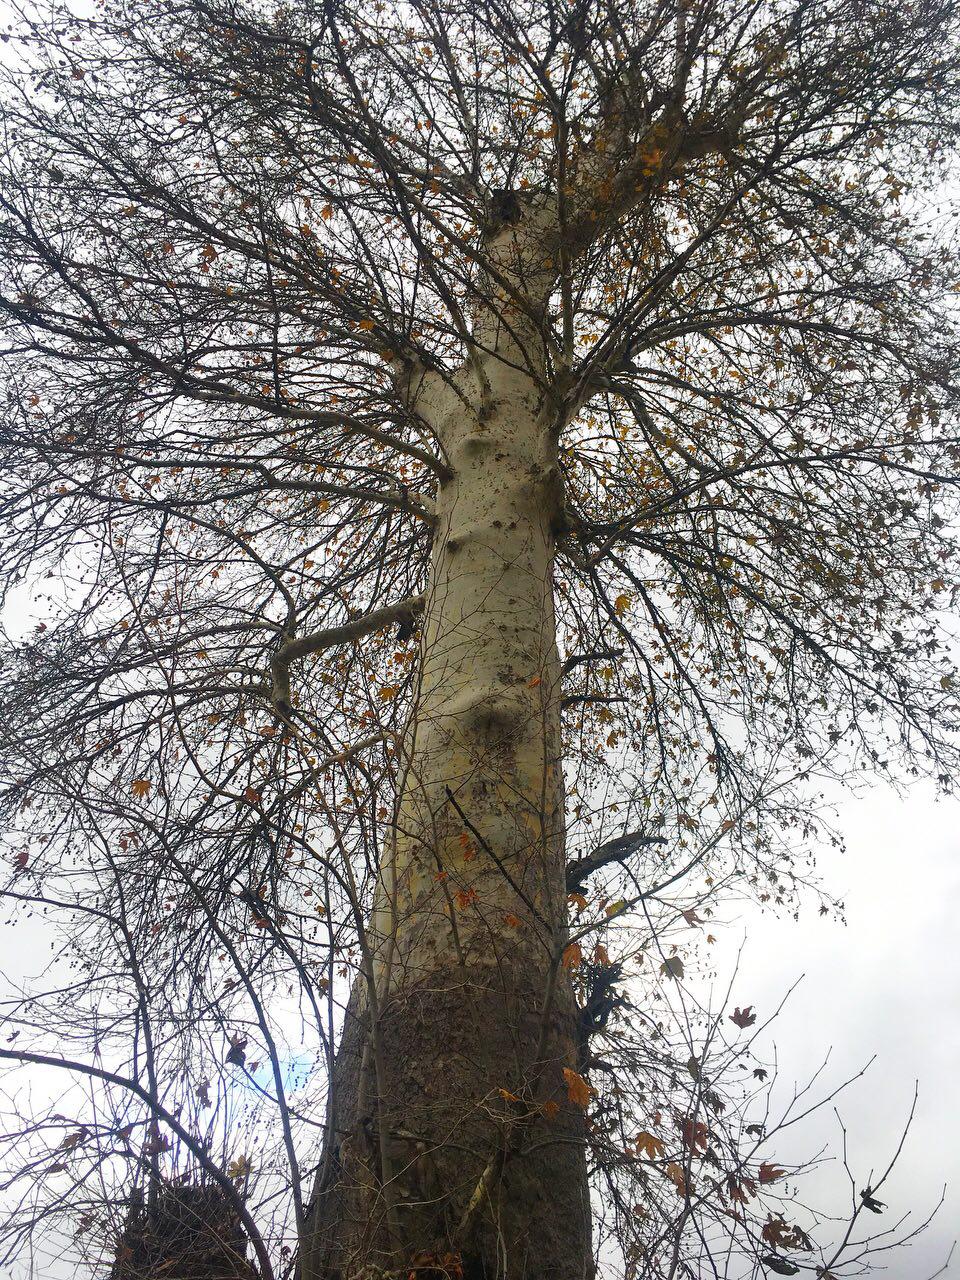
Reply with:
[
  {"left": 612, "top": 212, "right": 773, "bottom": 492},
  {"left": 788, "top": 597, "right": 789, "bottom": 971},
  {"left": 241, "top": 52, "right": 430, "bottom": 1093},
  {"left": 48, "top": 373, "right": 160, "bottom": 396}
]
[{"left": 303, "top": 228, "right": 590, "bottom": 1280}]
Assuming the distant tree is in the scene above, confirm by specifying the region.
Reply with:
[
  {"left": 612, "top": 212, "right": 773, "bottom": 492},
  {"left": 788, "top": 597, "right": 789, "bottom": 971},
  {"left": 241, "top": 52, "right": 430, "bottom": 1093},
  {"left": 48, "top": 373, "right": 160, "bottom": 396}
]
[{"left": 1, "top": 0, "right": 959, "bottom": 1276}]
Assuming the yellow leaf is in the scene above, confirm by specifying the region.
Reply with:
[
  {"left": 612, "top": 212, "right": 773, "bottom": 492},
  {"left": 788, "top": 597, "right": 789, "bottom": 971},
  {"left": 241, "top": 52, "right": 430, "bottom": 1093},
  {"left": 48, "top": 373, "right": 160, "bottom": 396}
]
[
  {"left": 498, "top": 1088, "right": 520, "bottom": 1102},
  {"left": 614, "top": 593, "right": 631, "bottom": 615},
  {"left": 226, "top": 1155, "right": 251, "bottom": 1180},
  {"left": 563, "top": 1067, "right": 591, "bottom": 1109},
  {"left": 605, "top": 899, "right": 627, "bottom": 918},
  {"left": 635, "top": 1130, "right": 666, "bottom": 1159}
]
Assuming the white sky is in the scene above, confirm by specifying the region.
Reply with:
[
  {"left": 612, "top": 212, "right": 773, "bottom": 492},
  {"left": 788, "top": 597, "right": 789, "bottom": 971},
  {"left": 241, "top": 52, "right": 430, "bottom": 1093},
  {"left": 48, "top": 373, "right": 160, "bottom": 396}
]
[{"left": 711, "top": 783, "right": 960, "bottom": 1277}]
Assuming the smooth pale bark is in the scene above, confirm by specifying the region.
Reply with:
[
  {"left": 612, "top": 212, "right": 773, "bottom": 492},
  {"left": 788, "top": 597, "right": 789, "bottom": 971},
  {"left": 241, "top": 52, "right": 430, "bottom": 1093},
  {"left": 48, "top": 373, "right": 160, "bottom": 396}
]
[{"left": 303, "top": 220, "right": 591, "bottom": 1280}]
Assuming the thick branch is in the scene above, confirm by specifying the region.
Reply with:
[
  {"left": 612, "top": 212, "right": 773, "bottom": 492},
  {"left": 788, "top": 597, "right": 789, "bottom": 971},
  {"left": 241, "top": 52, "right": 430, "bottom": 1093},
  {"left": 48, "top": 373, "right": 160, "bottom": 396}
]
[
  {"left": 270, "top": 594, "right": 426, "bottom": 715},
  {"left": 565, "top": 830, "right": 667, "bottom": 892}
]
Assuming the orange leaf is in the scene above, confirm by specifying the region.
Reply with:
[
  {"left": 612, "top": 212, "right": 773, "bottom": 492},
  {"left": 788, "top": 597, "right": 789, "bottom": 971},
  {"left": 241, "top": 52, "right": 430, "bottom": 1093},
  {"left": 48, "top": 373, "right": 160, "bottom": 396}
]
[
  {"left": 562, "top": 941, "right": 582, "bottom": 970},
  {"left": 563, "top": 1067, "right": 591, "bottom": 1109},
  {"left": 378, "top": 685, "right": 398, "bottom": 701},
  {"left": 130, "top": 779, "right": 151, "bottom": 798},
  {"left": 527, "top": 675, "right": 542, "bottom": 687},
  {"left": 541, "top": 1100, "right": 560, "bottom": 1121},
  {"left": 358, "top": 318, "right": 375, "bottom": 331},
  {"left": 635, "top": 1130, "right": 666, "bottom": 1159},
  {"left": 665, "top": 1162, "right": 687, "bottom": 1195},
  {"left": 503, "top": 913, "right": 521, "bottom": 928}
]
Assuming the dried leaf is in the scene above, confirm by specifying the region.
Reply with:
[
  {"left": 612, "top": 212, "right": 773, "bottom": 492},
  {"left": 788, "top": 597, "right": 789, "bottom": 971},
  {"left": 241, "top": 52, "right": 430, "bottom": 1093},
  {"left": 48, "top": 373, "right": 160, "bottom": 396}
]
[
  {"left": 730, "top": 1005, "right": 756, "bottom": 1029},
  {"left": 562, "top": 941, "right": 583, "bottom": 969},
  {"left": 660, "top": 955, "right": 684, "bottom": 981},
  {"left": 563, "top": 1067, "right": 591, "bottom": 1109},
  {"left": 758, "top": 1162, "right": 787, "bottom": 1184},
  {"left": 130, "top": 778, "right": 151, "bottom": 798},
  {"left": 635, "top": 1130, "right": 666, "bottom": 1159}
]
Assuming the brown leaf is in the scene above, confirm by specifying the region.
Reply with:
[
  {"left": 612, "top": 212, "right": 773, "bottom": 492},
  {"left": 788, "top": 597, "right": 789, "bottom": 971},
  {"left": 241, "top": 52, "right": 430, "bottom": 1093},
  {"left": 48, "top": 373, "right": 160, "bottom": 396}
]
[
  {"left": 729, "top": 1005, "right": 756, "bottom": 1029},
  {"left": 225, "top": 1035, "right": 247, "bottom": 1067},
  {"left": 758, "top": 1162, "right": 787, "bottom": 1184},
  {"left": 563, "top": 1067, "right": 591, "bottom": 1109},
  {"left": 243, "top": 785, "right": 261, "bottom": 805},
  {"left": 130, "top": 778, "right": 151, "bottom": 798},
  {"left": 562, "top": 942, "right": 583, "bottom": 970},
  {"left": 660, "top": 955, "right": 684, "bottom": 981},
  {"left": 664, "top": 1162, "right": 687, "bottom": 1195},
  {"left": 635, "top": 1130, "right": 666, "bottom": 1159}
]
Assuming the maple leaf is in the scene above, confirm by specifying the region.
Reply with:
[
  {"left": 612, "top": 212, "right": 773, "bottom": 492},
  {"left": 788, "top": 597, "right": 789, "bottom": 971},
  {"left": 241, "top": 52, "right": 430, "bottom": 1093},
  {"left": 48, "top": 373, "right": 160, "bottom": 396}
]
[
  {"left": 562, "top": 941, "right": 582, "bottom": 969},
  {"left": 758, "top": 1162, "right": 787, "bottom": 1184},
  {"left": 567, "top": 891, "right": 588, "bottom": 913},
  {"left": 130, "top": 778, "right": 151, "bottom": 798},
  {"left": 225, "top": 1034, "right": 247, "bottom": 1067},
  {"left": 860, "top": 1187, "right": 885, "bottom": 1214},
  {"left": 681, "top": 908, "right": 704, "bottom": 926},
  {"left": 727, "top": 1173, "right": 757, "bottom": 1204},
  {"left": 455, "top": 887, "right": 478, "bottom": 909},
  {"left": 635, "top": 1130, "right": 666, "bottom": 1159},
  {"left": 729, "top": 1005, "right": 756, "bottom": 1029},
  {"left": 680, "top": 1117, "right": 709, "bottom": 1151},
  {"left": 13, "top": 850, "right": 28, "bottom": 870},
  {"left": 563, "top": 1067, "right": 591, "bottom": 1109},
  {"left": 660, "top": 955, "right": 684, "bottom": 980},
  {"left": 378, "top": 684, "right": 397, "bottom": 700},
  {"left": 614, "top": 593, "right": 631, "bottom": 615},
  {"left": 664, "top": 1162, "right": 687, "bottom": 1195},
  {"left": 243, "top": 785, "right": 260, "bottom": 805},
  {"left": 227, "top": 1154, "right": 251, "bottom": 1180}
]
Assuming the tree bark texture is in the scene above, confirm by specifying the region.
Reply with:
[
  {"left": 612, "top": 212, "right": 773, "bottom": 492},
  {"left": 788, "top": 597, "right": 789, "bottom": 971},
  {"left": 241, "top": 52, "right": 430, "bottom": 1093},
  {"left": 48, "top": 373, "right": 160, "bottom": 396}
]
[{"left": 303, "top": 222, "right": 592, "bottom": 1280}]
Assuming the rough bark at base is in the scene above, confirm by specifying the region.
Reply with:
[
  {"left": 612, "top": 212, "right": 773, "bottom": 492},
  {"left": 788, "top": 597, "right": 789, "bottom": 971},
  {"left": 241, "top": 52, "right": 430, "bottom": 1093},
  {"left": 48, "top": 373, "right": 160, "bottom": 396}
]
[{"left": 302, "top": 219, "right": 592, "bottom": 1279}]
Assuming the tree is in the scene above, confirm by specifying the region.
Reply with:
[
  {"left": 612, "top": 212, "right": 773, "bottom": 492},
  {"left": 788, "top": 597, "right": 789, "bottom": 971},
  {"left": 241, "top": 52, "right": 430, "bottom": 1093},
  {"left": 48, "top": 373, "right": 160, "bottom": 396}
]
[{"left": 1, "top": 0, "right": 959, "bottom": 1276}]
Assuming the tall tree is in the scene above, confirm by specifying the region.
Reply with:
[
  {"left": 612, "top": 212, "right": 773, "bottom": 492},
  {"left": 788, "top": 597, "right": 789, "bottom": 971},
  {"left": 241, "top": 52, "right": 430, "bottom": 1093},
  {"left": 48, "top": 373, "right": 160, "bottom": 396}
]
[{"left": 1, "top": 0, "right": 959, "bottom": 1277}]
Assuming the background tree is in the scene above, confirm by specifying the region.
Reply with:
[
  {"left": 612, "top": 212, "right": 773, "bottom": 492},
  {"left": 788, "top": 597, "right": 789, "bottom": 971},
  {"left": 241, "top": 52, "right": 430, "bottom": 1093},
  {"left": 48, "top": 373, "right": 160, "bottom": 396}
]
[{"left": 1, "top": 0, "right": 959, "bottom": 1276}]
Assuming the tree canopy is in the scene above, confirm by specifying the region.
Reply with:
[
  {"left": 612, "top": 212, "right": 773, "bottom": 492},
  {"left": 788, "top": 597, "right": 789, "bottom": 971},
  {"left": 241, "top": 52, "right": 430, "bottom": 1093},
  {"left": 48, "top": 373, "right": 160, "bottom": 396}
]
[{"left": 1, "top": 0, "right": 959, "bottom": 1275}]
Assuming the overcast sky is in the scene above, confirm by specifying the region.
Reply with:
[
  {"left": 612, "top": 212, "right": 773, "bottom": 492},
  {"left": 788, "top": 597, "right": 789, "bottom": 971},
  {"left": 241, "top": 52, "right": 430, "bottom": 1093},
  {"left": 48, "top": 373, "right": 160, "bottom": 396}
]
[{"left": 710, "top": 782, "right": 960, "bottom": 1278}]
